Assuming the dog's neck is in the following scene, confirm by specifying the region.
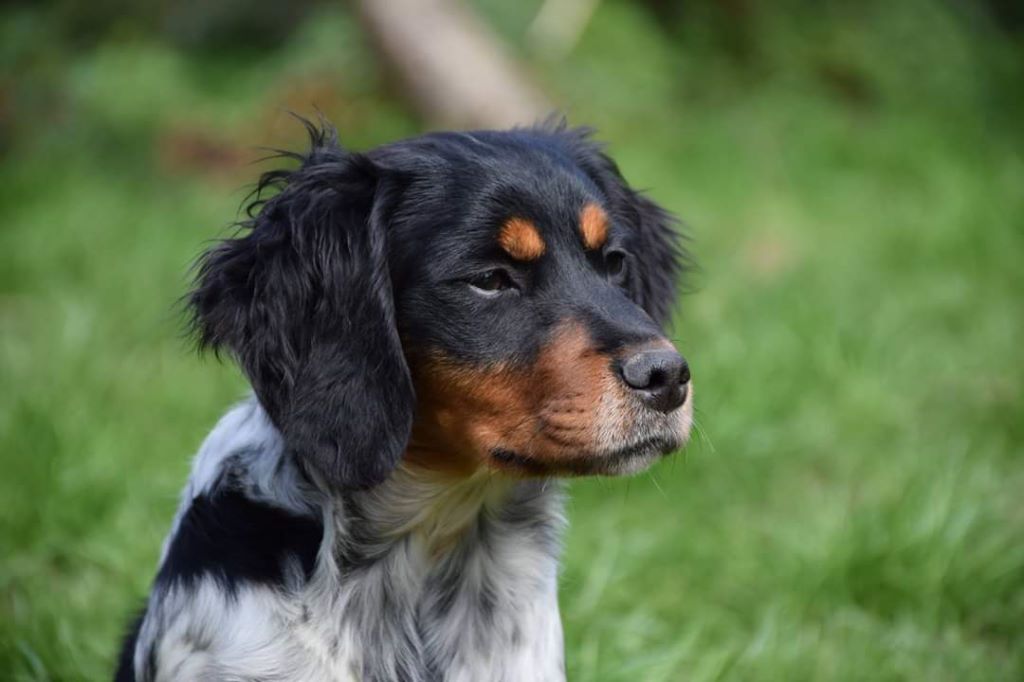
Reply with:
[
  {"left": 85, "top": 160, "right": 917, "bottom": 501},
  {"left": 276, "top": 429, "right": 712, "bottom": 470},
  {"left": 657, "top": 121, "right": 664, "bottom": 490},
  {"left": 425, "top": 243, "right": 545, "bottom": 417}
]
[
  {"left": 338, "top": 465, "right": 518, "bottom": 555},
  {"left": 321, "top": 462, "right": 565, "bottom": 572}
]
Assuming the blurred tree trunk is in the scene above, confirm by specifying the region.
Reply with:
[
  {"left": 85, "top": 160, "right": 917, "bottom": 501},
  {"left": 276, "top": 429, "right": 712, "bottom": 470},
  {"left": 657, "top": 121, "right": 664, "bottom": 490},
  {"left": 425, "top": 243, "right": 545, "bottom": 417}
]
[{"left": 353, "top": 0, "right": 550, "bottom": 129}]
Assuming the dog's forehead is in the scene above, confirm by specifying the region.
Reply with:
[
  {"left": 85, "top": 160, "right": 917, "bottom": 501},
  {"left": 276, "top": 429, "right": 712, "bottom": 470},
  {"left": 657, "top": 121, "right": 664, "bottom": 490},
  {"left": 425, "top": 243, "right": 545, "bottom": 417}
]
[
  {"left": 431, "top": 170, "right": 608, "bottom": 254},
  {"left": 383, "top": 131, "right": 623, "bottom": 271},
  {"left": 418, "top": 194, "right": 610, "bottom": 270}
]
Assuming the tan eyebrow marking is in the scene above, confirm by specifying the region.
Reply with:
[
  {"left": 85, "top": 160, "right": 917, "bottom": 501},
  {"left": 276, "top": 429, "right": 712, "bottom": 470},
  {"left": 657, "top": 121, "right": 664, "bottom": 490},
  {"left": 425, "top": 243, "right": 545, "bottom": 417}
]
[
  {"left": 580, "top": 203, "right": 609, "bottom": 250},
  {"left": 498, "top": 217, "right": 546, "bottom": 261}
]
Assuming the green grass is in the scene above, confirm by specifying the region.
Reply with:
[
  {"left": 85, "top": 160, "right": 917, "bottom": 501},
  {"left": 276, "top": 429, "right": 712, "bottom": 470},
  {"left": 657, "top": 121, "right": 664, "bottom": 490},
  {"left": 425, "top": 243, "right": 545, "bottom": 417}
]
[{"left": 2, "top": 2, "right": 1022, "bottom": 680}]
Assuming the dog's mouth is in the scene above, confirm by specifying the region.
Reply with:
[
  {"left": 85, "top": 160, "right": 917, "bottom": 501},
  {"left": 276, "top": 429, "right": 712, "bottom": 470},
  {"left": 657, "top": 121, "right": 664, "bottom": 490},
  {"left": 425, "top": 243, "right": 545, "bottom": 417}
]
[
  {"left": 489, "top": 433, "right": 682, "bottom": 477},
  {"left": 484, "top": 382, "right": 694, "bottom": 477}
]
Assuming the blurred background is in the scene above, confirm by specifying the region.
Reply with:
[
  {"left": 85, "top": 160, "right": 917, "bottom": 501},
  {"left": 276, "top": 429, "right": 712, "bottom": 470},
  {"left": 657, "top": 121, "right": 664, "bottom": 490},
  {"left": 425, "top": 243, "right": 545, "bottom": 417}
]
[{"left": 2, "top": 0, "right": 1022, "bottom": 680}]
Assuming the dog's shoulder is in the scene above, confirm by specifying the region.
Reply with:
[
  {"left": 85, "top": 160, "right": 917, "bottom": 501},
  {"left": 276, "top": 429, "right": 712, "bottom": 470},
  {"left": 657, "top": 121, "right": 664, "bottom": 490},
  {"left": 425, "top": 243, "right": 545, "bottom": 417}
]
[
  {"left": 120, "top": 400, "right": 329, "bottom": 681},
  {"left": 158, "top": 397, "right": 325, "bottom": 590}
]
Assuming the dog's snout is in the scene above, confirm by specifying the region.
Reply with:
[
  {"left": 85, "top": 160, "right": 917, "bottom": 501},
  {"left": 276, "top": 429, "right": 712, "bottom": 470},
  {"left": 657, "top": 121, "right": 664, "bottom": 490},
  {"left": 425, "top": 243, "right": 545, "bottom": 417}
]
[{"left": 620, "top": 349, "right": 690, "bottom": 413}]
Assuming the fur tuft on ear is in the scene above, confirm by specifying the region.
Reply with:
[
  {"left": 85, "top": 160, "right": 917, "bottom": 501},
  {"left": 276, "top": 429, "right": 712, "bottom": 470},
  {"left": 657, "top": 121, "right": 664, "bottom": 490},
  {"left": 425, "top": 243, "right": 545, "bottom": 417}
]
[
  {"left": 545, "top": 123, "right": 690, "bottom": 326},
  {"left": 189, "top": 120, "right": 414, "bottom": 490}
]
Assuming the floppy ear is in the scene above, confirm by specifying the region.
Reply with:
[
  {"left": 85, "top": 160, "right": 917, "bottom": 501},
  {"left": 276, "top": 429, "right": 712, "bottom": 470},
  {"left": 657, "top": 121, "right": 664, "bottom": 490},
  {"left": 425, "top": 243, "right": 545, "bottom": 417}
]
[
  {"left": 189, "top": 124, "right": 414, "bottom": 490},
  {"left": 556, "top": 126, "right": 688, "bottom": 326},
  {"left": 619, "top": 190, "right": 684, "bottom": 327}
]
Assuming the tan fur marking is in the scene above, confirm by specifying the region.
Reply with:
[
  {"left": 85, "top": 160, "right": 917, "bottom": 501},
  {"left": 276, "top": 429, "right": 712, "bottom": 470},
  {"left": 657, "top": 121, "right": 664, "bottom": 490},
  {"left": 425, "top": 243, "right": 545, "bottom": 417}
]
[
  {"left": 580, "top": 203, "right": 609, "bottom": 250},
  {"left": 498, "top": 218, "right": 546, "bottom": 261},
  {"left": 406, "top": 322, "right": 640, "bottom": 477}
]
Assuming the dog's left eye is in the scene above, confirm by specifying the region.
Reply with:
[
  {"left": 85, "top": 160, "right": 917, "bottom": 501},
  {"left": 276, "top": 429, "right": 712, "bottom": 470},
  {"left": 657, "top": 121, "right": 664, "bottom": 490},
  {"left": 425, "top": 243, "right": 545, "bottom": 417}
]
[
  {"left": 605, "top": 250, "right": 627, "bottom": 281},
  {"left": 468, "top": 269, "right": 516, "bottom": 295}
]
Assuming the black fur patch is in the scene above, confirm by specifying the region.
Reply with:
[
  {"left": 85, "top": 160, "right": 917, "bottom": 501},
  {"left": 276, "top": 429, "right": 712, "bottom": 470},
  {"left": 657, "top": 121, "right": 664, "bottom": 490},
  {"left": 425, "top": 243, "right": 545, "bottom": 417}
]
[
  {"left": 113, "top": 608, "right": 145, "bottom": 682},
  {"left": 155, "top": 488, "right": 322, "bottom": 591}
]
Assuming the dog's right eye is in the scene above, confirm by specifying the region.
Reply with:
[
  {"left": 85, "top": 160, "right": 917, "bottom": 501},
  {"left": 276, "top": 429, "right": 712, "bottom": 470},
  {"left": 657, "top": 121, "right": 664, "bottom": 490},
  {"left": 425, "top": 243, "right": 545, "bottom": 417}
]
[{"left": 468, "top": 269, "right": 516, "bottom": 295}]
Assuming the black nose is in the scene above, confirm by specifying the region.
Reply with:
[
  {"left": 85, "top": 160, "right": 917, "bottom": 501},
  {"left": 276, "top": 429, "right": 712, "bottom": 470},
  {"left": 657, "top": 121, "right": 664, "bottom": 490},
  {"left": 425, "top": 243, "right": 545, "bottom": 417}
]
[{"left": 620, "top": 349, "right": 690, "bottom": 413}]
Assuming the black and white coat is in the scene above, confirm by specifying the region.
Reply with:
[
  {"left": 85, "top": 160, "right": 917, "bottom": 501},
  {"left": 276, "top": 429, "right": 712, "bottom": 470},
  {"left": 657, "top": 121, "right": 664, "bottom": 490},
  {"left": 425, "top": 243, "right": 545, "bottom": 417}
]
[
  {"left": 116, "top": 122, "right": 694, "bottom": 681},
  {"left": 119, "top": 398, "right": 566, "bottom": 682}
]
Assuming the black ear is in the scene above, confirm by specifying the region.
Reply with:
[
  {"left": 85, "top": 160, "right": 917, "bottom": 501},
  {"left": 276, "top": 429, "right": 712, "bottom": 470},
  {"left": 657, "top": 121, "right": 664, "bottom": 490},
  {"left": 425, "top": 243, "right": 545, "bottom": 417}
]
[
  {"left": 620, "top": 190, "right": 685, "bottom": 326},
  {"left": 555, "top": 126, "right": 688, "bottom": 326},
  {"left": 189, "top": 123, "right": 414, "bottom": 489}
]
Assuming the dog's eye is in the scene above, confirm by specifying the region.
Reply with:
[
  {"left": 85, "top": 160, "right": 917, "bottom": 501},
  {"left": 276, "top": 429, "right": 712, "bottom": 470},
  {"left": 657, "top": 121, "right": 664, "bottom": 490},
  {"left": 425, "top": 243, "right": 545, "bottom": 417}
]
[
  {"left": 468, "top": 269, "right": 516, "bottom": 295},
  {"left": 605, "top": 250, "right": 627, "bottom": 279}
]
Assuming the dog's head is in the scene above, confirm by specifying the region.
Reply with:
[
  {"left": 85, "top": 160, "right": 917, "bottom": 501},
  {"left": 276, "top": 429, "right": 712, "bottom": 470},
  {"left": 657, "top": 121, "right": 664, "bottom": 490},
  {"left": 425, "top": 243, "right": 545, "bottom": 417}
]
[{"left": 190, "top": 121, "right": 693, "bottom": 489}]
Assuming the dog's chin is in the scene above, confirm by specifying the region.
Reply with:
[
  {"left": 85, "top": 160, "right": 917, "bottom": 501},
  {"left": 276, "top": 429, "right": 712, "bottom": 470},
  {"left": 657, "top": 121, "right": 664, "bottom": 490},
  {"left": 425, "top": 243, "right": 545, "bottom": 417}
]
[
  {"left": 490, "top": 405, "right": 692, "bottom": 478},
  {"left": 582, "top": 434, "right": 682, "bottom": 476},
  {"left": 489, "top": 434, "right": 677, "bottom": 477}
]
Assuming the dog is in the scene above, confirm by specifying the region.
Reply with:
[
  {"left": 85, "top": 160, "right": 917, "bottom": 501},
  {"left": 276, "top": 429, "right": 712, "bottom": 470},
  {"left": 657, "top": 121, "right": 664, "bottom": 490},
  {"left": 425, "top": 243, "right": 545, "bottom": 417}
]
[{"left": 115, "top": 120, "right": 693, "bottom": 681}]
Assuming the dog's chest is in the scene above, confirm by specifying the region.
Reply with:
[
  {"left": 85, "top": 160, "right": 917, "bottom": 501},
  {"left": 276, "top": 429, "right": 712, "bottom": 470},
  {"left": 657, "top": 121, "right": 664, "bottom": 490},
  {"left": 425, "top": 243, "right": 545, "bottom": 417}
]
[
  {"left": 148, "top": 531, "right": 565, "bottom": 682},
  {"left": 288, "top": 521, "right": 566, "bottom": 682}
]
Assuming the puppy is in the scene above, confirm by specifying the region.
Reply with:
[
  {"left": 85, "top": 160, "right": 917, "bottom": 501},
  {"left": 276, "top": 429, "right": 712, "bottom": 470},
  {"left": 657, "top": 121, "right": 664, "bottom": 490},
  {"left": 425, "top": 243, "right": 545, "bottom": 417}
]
[{"left": 116, "top": 120, "right": 693, "bottom": 682}]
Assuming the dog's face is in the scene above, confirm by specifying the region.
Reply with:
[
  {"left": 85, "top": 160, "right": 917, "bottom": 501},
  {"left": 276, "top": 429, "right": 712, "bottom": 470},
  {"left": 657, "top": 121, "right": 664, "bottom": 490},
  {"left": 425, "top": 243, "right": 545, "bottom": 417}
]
[{"left": 191, "top": 123, "right": 692, "bottom": 488}]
